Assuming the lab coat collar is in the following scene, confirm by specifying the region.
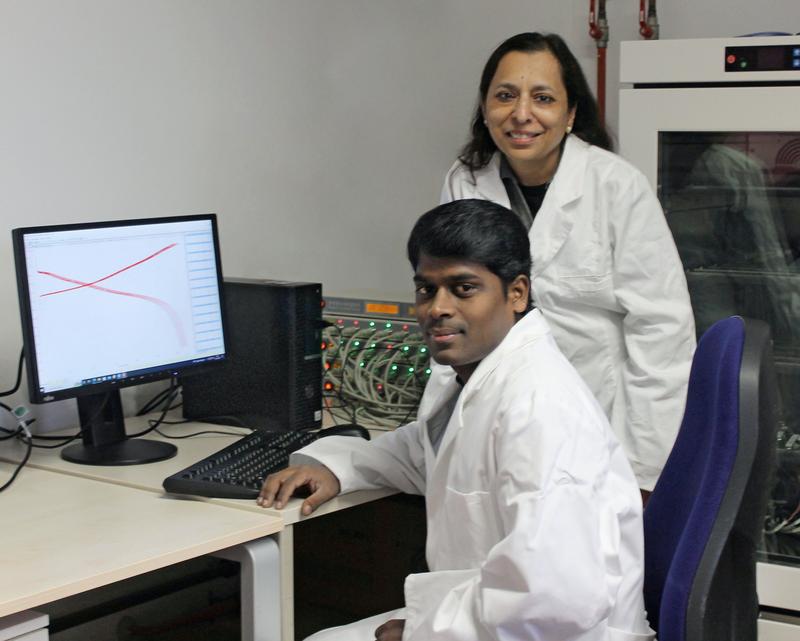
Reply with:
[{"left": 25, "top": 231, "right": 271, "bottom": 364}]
[
  {"left": 529, "top": 134, "right": 589, "bottom": 276},
  {"left": 470, "top": 153, "right": 511, "bottom": 206},
  {"left": 422, "top": 310, "right": 550, "bottom": 414},
  {"left": 423, "top": 309, "right": 550, "bottom": 464},
  {"left": 460, "top": 308, "right": 550, "bottom": 399},
  {"left": 416, "top": 363, "right": 463, "bottom": 466},
  {"left": 486, "top": 135, "right": 587, "bottom": 208},
  {"left": 416, "top": 362, "right": 463, "bottom": 426},
  {"left": 548, "top": 134, "right": 588, "bottom": 206}
]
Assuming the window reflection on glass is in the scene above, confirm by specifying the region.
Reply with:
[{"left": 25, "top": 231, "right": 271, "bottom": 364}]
[{"left": 659, "top": 132, "right": 800, "bottom": 563}]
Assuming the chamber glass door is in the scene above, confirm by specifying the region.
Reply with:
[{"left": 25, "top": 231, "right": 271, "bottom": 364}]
[{"left": 659, "top": 131, "right": 800, "bottom": 566}]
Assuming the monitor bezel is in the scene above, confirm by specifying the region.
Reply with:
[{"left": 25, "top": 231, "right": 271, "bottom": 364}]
[{"left": 12, "top": 212, "right": 228, "bottom": 405}]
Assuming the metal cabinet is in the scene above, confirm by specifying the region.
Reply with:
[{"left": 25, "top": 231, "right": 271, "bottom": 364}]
[{"left": 620, "top": 37, "right": 800, "bottom": 632}]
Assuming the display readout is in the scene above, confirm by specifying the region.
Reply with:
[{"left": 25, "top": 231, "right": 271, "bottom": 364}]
[{"left": 725, "top": 44, "right": 800, "bottom": 72}]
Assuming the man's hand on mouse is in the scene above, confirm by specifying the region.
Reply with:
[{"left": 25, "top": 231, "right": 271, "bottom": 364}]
[{"left": 257, "top": 464, "right": 340, "bottom": 515}]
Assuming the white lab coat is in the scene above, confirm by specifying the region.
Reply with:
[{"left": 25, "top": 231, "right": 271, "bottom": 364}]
[
  {"left": 441, "top": 135, "right": 696, "bottom": 490},
  {"left": 294, "top": 310, "right": 654, "bottom": 641}
]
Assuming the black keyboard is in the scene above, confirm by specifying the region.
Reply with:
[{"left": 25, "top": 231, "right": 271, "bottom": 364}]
[{"left": 162, "top": 430, "right": 318, "bottom": 499}]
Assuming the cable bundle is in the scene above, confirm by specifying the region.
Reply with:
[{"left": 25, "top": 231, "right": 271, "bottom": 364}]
[
  {"left": 322, "top": 320, "right": 430, "bottom": 429},
  {"left": 765, "top": 426, "right": 800, "bottom": 536}
]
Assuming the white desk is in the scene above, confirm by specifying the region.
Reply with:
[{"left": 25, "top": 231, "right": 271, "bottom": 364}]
[
  {"left": 0, "top": 463, "right": 282, "bottom": 637},
  {"left": 0, "top": 417, "right": 396, "bottom": 641}
]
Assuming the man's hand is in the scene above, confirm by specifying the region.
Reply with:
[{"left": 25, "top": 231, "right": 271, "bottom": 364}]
[
  {"left": 375, "top": 619, "right": 405, "bottom": 641},
  {"left": 257, "top": 464, "right": 340, "bottom": 516}
]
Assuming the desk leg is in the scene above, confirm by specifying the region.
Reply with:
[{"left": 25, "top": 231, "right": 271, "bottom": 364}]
[
  {"left": 278, "top": 526, "right": 294, "bottom": 641},
  {"left": 214, "top": 536, "right": 281, "bottom": 641}
]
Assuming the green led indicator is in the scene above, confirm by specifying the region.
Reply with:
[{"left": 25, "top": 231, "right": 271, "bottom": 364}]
[
  {"left": 359, "top": 361, "right": 366, "bottom": 367},
  {"left": 402, "top": 346, "right": 410, "bottom": 352},
  {"left": 391, "top": 365, "right": 398, "bottom": 371},
  {"left": 370, "top": 343, "right": 376, "bottom": 348},
  {"left": 353, "top": 340, "right": 360, "bottom": 347},
  {"left": 425, "top": 368, "right": 432, "bottom": 375},
  {"left": 408, "top": 367, "right": 415, "bottom": 373},
  {"left": 420, "top": 347, "right": 427, "bottom": 353},
  {"left": 369, "top": 321, "right": 375, "bottom": 327},
  {"left": 12, "top": 406, "right": 29, "bottom": 419},
  {"left": 385, "top": 322, "right": 392, "bottom": 329}
]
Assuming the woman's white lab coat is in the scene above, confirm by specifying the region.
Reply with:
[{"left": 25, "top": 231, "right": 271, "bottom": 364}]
[
  {"left": 295, "top": 310, "right": 654, "bottom": 641},
  {"left": 441, "top": 135, "right": 696, "bottom": 490}
]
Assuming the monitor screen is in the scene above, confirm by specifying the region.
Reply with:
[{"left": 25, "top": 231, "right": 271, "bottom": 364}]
[{"left": 12, "top": 213, "right": 228, "bottom": 465}]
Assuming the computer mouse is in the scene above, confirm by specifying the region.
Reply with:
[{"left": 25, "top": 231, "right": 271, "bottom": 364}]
[{"left": 318, "top": 424, "right": 371, "bottom": 440}]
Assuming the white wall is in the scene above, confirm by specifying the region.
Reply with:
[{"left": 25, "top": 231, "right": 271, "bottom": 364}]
[{"left": 0, "top": 0, "right": 797, "bottom": 431}]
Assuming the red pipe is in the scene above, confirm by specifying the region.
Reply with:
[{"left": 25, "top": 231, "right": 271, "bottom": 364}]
[
  {"left": 589, "top": 0, "right": 602, "bottom": 39},
  {"left": 588, "top": 0, "right": 608, "bottom": 124},
  {"left": 596, "top": 46, "right": 606, "bottom": 124},
  {"left": 639, "top": 0, "right": 654, "bottom": 38}
]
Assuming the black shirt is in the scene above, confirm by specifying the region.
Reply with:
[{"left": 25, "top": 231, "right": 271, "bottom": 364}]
[
  {"left": 499, "top": 156, "right": 550, "bottom": 230},
  {"left": 519, "top": 183, "right": 549, "bottom": 220}
]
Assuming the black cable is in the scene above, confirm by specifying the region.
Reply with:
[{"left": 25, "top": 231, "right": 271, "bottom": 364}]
[
  {"left": 31, "top": 385, "right": 167, "bottom": 447},
  {"left": 128, "top": 379, "right": 179, "bottom": 438},
  {"left": 141, "top": 383, "right": 251, "bottom": 438},
  {"left": 0, "top": 426, "right": 19, "bottom": 441},
  {"left": 26, "top": 384, "right": 183, "bottom": 448},
  {"left": 136, "top": 384, "right": 178, "bottom": 416},
  {"left": 0, "top": 401, "right": 74, "bottom": 447},
  {"left": 24, "top": 417, "right": 81, "bottom": 445},
  {"left": 0, "top": 349, "right": 24, "bottom": 398},
  {"left": 322, "top": 401, "right": 351, "bottom": 424},
  {"left": 325, "top": 326, "right": 362, "bottom": 422},
  {"left": 30, "top": 432, "right": 83, "bottom": 449},
  {"left": 184, "top": 415, "right": 251, "bottom": 429},
  {"left": 0, "top": 406, "right": 34, "bottom": 436},
  {"left": 30, "top": 430, "right": 86, "bottom": 442},
  {"left": 156, "top": 414, "right": 250, "bottom": 428},
  {"left": 0, "top": 429, "right": 32, "bottom": 493},
  {"left": 154, "top": 426, "right": 248, "bottom": 439}
]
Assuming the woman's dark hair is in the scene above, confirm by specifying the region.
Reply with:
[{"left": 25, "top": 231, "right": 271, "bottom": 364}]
[
  {"left": 407, "top": 199, "right": 533, "bottom": 309},
  {"left": 459, "top": 32, "right": 612, "bottom": 171}
]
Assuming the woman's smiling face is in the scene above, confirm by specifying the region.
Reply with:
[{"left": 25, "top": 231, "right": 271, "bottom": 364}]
[{"left": 483, "top": 50, "right": 575, "bottom": 186}]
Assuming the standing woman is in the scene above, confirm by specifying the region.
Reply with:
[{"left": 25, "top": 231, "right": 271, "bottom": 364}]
[{"left": 441, "top": 32, "right": 695, "bottom": 496}]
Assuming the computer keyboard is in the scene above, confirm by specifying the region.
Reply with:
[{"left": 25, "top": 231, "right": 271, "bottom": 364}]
[{"left": 162, "top": 429, "right": 318, "bottom": 499}]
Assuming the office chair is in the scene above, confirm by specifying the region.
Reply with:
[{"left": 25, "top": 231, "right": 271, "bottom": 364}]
[{"left": 643, "top": 316, "right": 778, "bottom": 641}]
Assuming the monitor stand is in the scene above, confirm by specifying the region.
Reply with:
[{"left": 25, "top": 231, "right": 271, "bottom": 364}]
[{"left": 60, "top": 390, "right": 177, "bottom": 466}]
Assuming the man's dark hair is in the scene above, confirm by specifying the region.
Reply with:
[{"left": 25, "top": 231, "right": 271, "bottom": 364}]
[
  {"left": 407, "top": 199, "right": 532, "bottom": 309},
  {"left": 459, "top": 32, "right": 612, "bottom": 172}
]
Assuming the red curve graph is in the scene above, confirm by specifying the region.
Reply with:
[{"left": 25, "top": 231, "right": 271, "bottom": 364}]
[{"left": 38, "top": 243, "right": 187, "bottom": 346}]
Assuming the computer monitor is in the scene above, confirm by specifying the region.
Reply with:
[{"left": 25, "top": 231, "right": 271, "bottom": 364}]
[{"left": 12, "top": 213, "right": 227, "bottom": 466}]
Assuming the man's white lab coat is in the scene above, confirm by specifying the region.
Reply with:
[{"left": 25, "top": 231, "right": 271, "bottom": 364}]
[
  {"left": 295, "top": 310, "right": 654, "bottom": 641},
  {"left": 441, "top": 135, "right": 696, "bottom": 490}
]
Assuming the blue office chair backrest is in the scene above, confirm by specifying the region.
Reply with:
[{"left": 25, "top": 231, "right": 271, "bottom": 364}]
[{"left": 643, "top": 316, "right": 778, "bottom": 641}]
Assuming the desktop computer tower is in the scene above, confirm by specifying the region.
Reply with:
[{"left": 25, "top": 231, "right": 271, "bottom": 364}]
[{"left": 182, "top": 278, "right": 322, "bottom": 432}]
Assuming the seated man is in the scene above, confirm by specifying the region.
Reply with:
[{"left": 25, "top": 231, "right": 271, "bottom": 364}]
[{"left": 258, "top": 199, "right": 654, "bottom": 641}]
